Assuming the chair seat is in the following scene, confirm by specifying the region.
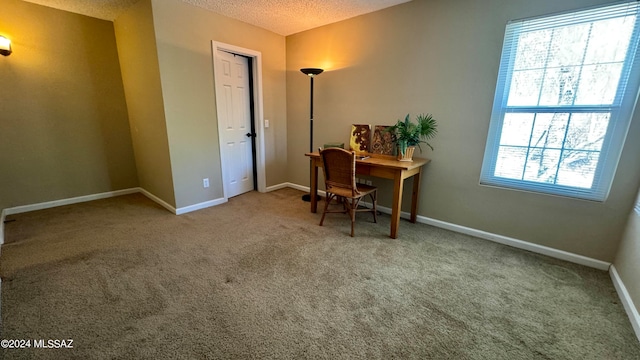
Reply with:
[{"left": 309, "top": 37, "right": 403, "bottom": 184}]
[
  {"left": 328, "top": 184, "right": 376, "bottom": 198},
  {"left": 356, "top": 184, "right": 377, "bottom": 194}
]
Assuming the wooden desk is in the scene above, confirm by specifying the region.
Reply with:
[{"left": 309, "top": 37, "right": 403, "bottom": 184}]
[{"left": 305, "top": 152, "right": 430, "bottom": 238}]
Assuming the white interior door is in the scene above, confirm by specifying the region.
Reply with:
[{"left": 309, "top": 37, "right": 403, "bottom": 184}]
[{"left": 215, "top": 50, "right": 254, "bottom": 198}]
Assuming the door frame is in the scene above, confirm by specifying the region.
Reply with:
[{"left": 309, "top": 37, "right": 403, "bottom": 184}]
[{"left": 212, "top": 41, "right": 266, "bottom": 199}]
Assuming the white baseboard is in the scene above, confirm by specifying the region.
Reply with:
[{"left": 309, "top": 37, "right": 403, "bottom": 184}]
[
  {"left": 318, "top": 183, "right": 610, "bottom": 271},
  {"left": 175, "top": 197, "right": 227, "bottom": 215},
  {"left": 0, "top": 187, "right": 183, "bottom": 243},
  {"left": 136, "top": 188, "right": 228, "bottom": 215},
  {"left": 0, "top": 187, "right": 233, "bottom": 244},
  {"left": 0, "top": 183, "right": 616, "bottom": 271},
  {"left": 0, "top": 188, "right": 140, "bottom": 245},
  {"left": 0, "top": 183, "right": 317, "bottom": 244},
  {"left": 266, "top": 182, "right": 297, "bottom": 192},
  {"left": 0, "top": 208, "right": 5, "bottom": 246},
  {"left": 417, "top": 215, "right": 610, "bottom": 270},
  {"left": 137, "top": 188, "right": 177, "bottom": 214},
  {"left": 277, "top": 182, "right": 310, "bottom": 193},
  {"left": 3, "top": 188, "right": 140, "bottom": 216},
  {"left": 267, "top": 183, "right": 330, "bottom": 198},
  {"left": 610, "top": 265, "right": 640, "bottom": 342}
]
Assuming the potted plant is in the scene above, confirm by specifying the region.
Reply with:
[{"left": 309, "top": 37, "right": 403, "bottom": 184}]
[{"left": 386, "top": 113, "right": 437, "bottom": 161}]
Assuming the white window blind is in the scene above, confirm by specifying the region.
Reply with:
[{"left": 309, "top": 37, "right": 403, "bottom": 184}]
[
  {"left": 635, "top": 190, "right": 640, "bottom": 214},
  {"left": 480, "top": 1, "right": 640, "bottom": 201}
]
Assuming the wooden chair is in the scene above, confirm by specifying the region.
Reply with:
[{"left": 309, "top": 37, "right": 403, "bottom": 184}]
[{"left": 319, "top": 147, "right": 377, "bottom": 237}]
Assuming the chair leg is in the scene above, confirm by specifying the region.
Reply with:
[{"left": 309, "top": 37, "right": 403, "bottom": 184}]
[
  {"left": 350, "top": 198, "right": 356, "bottom": 237},
  {"left": 370, "top": 192, "right": 378, "bottom": 223},
  {"left": 319, "top": 193, "right": 334, "bottom": 226}
]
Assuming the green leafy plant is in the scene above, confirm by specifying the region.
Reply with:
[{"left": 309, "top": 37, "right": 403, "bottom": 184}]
[{"left": 386, "top": 113, "right": 438, "bottom": 157}]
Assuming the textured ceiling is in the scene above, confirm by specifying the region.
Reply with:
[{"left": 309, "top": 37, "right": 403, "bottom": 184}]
[
  {"left": 22, "top": 0, "right": 412, "bottom": 35},
  {"left": 23, "top": 0, "right": 142, "bottom": 22}
]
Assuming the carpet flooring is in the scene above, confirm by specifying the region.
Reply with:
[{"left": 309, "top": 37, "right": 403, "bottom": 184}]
[{"left": 1, "top": 188, "right": 639, "bottom": 359}]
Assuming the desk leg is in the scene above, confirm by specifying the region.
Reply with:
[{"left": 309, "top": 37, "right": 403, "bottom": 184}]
[
  {"left": 410, "top": 170, "right": 421, "bottom": 223},
  {"left": 310, "top": 160, "right": 318, "bottom": 213},
  {"left": 390, "top": 172, "right": 404, "bottom": 239}
]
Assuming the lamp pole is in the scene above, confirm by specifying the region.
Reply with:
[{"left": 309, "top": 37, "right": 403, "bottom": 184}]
[
  {"left": 309, "top": 74, "right": 315, "bottom": 152},
  {"left": 300, "top": 68, "right": 324, "bottom": 202}
]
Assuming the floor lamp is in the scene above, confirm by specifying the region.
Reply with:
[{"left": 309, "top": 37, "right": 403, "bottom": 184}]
[{"left": 301, "top": 68, "right": 324, "bottom": 202}]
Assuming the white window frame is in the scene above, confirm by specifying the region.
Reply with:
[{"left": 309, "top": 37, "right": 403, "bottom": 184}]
[{"left": 480, "top": 1, "right": 640, "bottom": 201}]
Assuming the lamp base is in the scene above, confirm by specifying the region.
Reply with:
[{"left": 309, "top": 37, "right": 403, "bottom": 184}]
[{"left": 302, "top": 194, "right": 321, "bottom": 202}]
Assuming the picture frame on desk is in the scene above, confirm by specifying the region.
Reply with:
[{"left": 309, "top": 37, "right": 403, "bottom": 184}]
[
  {"left": 350, "top": 124, "right": 371, "bottom": 154},
  {"left": 371, "top": 125, "right": 395, "bottom": 156}
]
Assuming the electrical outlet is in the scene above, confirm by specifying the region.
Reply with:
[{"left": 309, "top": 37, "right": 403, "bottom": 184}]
[
  {"left": 203, "top": 178, "right": 209, "bottom": 188},
  {"left": 366, "top": 180, "right": 372, "bottom": 186}
]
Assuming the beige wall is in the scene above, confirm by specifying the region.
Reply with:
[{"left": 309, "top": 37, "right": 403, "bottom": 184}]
[
  {"left": 0, "top": 0, "right": 138, "bottom": 212},
  {"left": 114, "top": 0, "right": 176, "bottom": 207},
  {"left": 286, "top": 0, "right": 640, "bottom": 261},
  {"left": 150, "top": 0, "right": 287, "bottom": 208},
  {"left": 615, "top": 191, "right": 640, "bottom": 316}
]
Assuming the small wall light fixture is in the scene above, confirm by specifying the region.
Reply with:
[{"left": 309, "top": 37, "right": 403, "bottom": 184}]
[{"left": 0, "top": 36, "right": 12, "bottom": 56}]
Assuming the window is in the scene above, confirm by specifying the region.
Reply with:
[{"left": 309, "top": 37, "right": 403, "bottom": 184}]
[{"left": 480, "top": 1, "right": 640, "bottom": 201}]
